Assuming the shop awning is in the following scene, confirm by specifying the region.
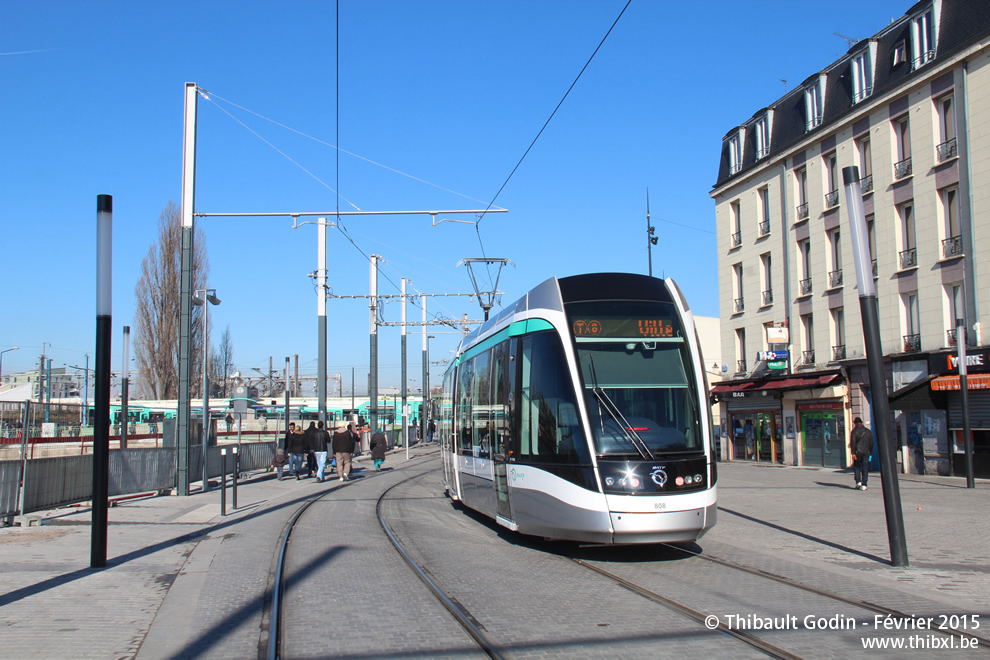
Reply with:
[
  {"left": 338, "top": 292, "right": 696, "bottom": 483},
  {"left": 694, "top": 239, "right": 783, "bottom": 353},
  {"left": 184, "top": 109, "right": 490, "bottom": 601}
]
[
  {"left": 711, "top": 373, "right": 841, "bottom": 395},
  {"left": 889, "top": 375, "right": 942, "bottom": 411},
  {"left": 931, "top": 374, "right": 990, "bottom": 391}
]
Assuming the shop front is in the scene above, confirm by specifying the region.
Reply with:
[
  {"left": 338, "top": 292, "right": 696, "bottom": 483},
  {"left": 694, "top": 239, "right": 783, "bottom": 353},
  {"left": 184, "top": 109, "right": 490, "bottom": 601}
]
[
  {"left": 733, "top": 410, "right": 782, "bottom": 463},
  {"left": 797, "top": 401, "right": 845, "bottom": 468},
  {"left": 929, "top": 350, "right": 990, "bottom": 478},
  {"left": 711, "top": 371, "right": 845, "bottom": 465}
]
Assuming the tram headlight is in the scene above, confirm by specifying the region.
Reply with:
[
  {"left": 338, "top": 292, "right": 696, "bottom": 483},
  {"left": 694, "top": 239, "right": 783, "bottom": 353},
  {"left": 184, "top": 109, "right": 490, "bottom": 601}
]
[
  {"left": 684, "top": 475, "right": 694, "bottom": 485},
  {"left": 694, "top": 474, "right": 704, "bottom": 484}
]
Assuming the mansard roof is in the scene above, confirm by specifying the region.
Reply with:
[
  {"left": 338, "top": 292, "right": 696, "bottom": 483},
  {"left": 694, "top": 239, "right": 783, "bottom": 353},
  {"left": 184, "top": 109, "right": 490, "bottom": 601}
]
[{"left": 713, "top": 0, "right": 990, "bottom": 190}]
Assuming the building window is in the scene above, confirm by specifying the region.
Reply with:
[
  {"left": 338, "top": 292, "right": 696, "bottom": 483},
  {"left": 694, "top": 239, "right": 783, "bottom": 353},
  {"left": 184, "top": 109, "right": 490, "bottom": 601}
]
[
  {"left": 902, "top": 291, "right": 920, "bottom": 352},
  {"left": 857, "top": 136, "right": 873, "bottom": 193},
  {"left": 940, "top": 187, "right": 962, "bottom": 258},
  {"left": 898, "top": 202, "right": 916, "bottom": 270},
  {"left": 851, "top": 48, "right": 874, "bottom": 103},
  {"left": 730, "top": 200, "right": 742, "bottom": 248},
  {"left": 936, "top": 93, "right": 957, "bottom": 162},
  {"left": 799, "top": 238, "right": 812, "bottom": 296},
  {"left": 795, "top": 167, "right": 809, "bottom": 220},
  {"left": 733, "top": 263, "right": 744, "bottom": 312},
  {"left": 831, "top": 308, "right": 846, "bottom": 361},
  {"left": 893, "top": 115, "right": 912, "bottom": 180},
  {"left": 911, "top": 7, "right": 936, "bottom": 70},
  {"left": 866, "top": 213, "right": 877, "bottom": 277},
  {"left": 729, "top": 131, "right": 743, "bottom": 175},
  {"left": 761, "top": 252, "right": 773, "bottom": 306},
  {"left": 946, "top": 283, "right": 965, "bottom": 346},
  {"left": 827, "top": 228, "right": 842, "bottom": 288},
  {"left": 824, "top": 151, "right": 839, "bottom": 208},
  {"left": 805, "top": 79, "right": 824, "bottom": 131},
  {"left": 736, "top": 328, "right": 747, "bottom": 373},
  {"left": 758, "top": 186, "right": 771, "bottom": 236},
  {"left": 754, "top": 114, "right": 771, "bottom": 160},
  {"left": 801, "top": 313, "right": 815, "bottom": 365}
]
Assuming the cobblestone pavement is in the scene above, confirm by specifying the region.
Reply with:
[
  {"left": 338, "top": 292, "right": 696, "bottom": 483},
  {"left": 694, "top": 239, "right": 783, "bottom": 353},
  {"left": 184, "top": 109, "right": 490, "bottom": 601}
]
[{"left": 0, "top": 451, "right": 986, "bottom": 659}]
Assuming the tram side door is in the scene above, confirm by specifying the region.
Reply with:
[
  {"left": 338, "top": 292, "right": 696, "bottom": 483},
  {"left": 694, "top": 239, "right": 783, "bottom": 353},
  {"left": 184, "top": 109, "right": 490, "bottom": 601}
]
[{"left": 493, "top": 426, "right": 512, "bottom": 521}]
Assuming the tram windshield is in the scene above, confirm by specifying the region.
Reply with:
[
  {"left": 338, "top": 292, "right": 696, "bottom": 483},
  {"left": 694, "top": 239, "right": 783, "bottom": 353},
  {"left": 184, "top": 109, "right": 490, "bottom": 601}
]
[{"left": 567, "top": 301, "right": 704, "bottom": 458}]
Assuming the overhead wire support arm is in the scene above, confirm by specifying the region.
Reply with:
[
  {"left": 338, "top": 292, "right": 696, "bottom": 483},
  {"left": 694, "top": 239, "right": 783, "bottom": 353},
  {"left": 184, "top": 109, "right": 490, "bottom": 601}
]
[{"left": 193, "top": 209, "right": 507, "bottom": 220}]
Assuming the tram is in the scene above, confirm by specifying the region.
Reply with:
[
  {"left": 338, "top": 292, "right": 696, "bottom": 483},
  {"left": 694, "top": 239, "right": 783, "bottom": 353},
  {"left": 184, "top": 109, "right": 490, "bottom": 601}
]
[{"left": 439, "top": 273, "right": 717, "bottom": 544}]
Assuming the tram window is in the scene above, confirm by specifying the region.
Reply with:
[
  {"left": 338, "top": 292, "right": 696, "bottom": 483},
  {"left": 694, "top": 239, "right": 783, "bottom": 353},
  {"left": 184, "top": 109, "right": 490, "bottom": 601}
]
[
  {"left": 518, "top": 332, "right": 590, "bottom": 465},
  {"left": 457, "top": 358, "right": 474, "bottom": 453},
  {"left": 472, "top": 350, "right": 492, "bottom": 458}
]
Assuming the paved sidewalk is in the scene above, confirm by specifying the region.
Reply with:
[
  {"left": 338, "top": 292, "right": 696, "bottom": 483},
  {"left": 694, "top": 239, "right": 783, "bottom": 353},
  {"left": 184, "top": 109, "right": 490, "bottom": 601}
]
[{"left": 0, "top": 452, "right": 986, "bottom": 659}]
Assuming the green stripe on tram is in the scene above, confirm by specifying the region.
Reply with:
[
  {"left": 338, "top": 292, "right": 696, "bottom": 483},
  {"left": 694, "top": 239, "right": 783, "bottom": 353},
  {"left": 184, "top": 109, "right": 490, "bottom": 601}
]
[{"left": 461, "top": 318, "right": 556, "bottom": 362}]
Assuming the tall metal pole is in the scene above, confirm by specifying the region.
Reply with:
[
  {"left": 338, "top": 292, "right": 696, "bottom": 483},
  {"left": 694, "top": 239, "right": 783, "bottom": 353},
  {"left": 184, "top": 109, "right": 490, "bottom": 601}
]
[
  {"left": 317, "top": 217, "right": 328, "bottom": 424},
  {"left": 958, "top": 323, "right": 975, "bottom": 487},
  {"left": 401, "top": 279, "right": 408, "bottom": 458},
  {"left": 121, "top": 326, "right": 129, "bottom": 449},
  {"left": 422, "top": 295, "right": 429, "bottom": 432},
  {"left": 201, "top": 297, "right": 210, "bottom": 492},
  {"left": 177, "top": 82, "right": 198, "bottom": 496},
  {"left": 92, "top": 194, "right": 113, "bottom": 568},
  {"left": 45, "top": 359, "right": 52, "bottom": 423},
  {"left": 83, "top": 353, "right": 89, "bottom": 427},
  {"left": 369, "top": 255, "right": 380, "bottom": 432},
  {"left": 284, "top": 357, "right": 290, "bottom": 431},
  {"left": 843, "top": 166, "right": 909, "bottom": 567}
]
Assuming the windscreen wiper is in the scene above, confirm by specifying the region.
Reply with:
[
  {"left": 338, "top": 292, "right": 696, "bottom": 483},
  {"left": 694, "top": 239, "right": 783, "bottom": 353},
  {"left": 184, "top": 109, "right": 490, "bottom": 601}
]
[{"left": 588, "top": 356, "right": 654, "bottom": 460}]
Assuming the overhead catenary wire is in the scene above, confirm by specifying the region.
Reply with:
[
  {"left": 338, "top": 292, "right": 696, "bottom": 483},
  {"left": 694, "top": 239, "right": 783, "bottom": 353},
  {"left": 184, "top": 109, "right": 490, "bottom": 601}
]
[{"left": 471, "top": 0, "right": 633, "bottom": 293}]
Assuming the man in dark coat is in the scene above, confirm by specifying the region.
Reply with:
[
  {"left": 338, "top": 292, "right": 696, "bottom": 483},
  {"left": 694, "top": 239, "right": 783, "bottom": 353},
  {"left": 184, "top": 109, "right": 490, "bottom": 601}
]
[
  {"left": 370, "top": 428, "right": 387, "bottom": 471},
  {"left": 313, "top": 421, "right": 332, "bottom": 482},
  {"left": 285, "top": 423, "right": 308, "bottom": 480},
  {"left": 304, "top": 421, "right": 318, "bottom": 477},
  {"left": 849, "top": 417, "right": 874, "bottom": 491},
  {"left": 332, "top": 424, "right": 353, "bottom": 481}
]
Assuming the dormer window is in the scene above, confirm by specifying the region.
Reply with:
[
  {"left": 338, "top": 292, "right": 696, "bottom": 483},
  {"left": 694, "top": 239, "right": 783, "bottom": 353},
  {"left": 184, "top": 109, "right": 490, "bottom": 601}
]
[
  {"left": 851, "top": 42, "right": 876, "bottom": 104},
  {"left": 728, "top": 129, "right": 743, "bottom": 175},
  {"left": 754, "top": 112, "right": 772, "bottom": 160},
  {"left": 911, "top": 6, "right": 937, "bottom": 70},
  {"left": 805, "top": 78, "right": 824, "bottom": 131}
]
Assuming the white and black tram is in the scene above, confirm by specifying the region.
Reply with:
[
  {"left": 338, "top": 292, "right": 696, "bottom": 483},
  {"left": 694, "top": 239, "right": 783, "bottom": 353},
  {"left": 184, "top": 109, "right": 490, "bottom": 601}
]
[{"left": 439, "top": 273, "right": 717, "bottom": 545}]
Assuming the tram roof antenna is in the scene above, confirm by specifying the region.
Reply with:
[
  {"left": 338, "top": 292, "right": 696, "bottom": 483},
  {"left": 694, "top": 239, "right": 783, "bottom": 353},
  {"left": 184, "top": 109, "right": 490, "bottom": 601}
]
[{"left": 457, "top": 257, "right": 514, "bottom": 321}]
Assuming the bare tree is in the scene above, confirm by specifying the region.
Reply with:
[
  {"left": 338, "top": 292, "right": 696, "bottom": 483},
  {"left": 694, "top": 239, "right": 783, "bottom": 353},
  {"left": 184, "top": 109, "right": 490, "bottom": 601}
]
[
  {"left": 211, "top": 325, "right": 235, "bottom": 397},
  {"left": 133, "top": 201, "right": 209, "bottom": 399}
]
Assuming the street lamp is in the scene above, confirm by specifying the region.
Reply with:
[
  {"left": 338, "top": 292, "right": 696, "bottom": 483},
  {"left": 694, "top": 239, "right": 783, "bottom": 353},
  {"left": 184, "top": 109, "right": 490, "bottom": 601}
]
[
  {"left": 193, "top": 288, "right": 221, "bottom": 492},
  {"left": 0, "top": 346, "right": 19, "bottom": 388}
]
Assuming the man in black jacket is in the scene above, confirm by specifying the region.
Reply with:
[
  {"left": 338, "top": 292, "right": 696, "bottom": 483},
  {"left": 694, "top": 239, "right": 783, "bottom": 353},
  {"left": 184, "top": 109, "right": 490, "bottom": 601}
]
[
  {"left": 849, "top": 417, "right": 874, "bottom": 491},
  {"left": 312, "top": 421, "right": 331, "bottom": 482},
  {"left": 285, "top": 423, "right": 307, "bottom": 480}
]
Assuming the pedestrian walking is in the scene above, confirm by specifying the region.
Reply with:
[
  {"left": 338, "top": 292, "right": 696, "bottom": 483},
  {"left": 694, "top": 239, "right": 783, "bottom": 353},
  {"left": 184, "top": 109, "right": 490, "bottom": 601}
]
[
  {"left": 304, "top": 421, "right": 318, "bottom": 477},
  {"left": 348, "top": 422, "right": 361, "bottom": 457},
  {"left": 370, "top": 428, "right": 387, "bottom": 471},
  {"left": 286, "top": 422, "right": 308, "bottom": 480},
  {"left": 225, "top": 413, "right": 234, "bottom": 433},
  {"left": 313, "top": 421, "right": 331, "bottom": 482},
  {"left": 332, "top": 424, "right": 353, "bottom": 481},
  {"left": 849, "top": 417, "right": 874, "bottom": 490},
  {"left": 427, "top": 419, "right": 436, "bottom": 444},
  {"left": 271, "top": 447, "right": 287, "bottom": 480}
]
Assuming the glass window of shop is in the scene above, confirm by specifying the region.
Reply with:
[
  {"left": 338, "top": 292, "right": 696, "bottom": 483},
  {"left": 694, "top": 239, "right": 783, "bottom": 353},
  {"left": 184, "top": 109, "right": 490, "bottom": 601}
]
[
  {"left": 730, "top": 411, "right": 783, "bottom": 463},
  {"left": 801, "top": 410, "right": 845, "bottom": 468}
]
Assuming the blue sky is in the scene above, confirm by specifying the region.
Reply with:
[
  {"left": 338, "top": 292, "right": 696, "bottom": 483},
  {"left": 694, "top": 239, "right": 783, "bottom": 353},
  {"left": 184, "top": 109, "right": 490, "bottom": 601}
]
[{"left": 1, "top": 0, "right": 912, "bottom": 392}]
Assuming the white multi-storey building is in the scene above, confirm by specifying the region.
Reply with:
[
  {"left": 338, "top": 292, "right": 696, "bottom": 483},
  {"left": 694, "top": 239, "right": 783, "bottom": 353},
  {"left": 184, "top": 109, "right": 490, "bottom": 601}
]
[{"left": 711, "top": 0, "right": 990, "bottom": 476}]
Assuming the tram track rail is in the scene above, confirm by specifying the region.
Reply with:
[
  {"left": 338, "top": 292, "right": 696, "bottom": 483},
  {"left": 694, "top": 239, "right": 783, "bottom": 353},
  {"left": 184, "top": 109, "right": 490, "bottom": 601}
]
[
  {"left": 377, "top": 471, "right": 506, "bottom": 660},
  {"left": 661, "top": 542, "right": 990, "bottom": 648},
  {"left": 265, "top": 449, "right": 440, "bottom": 660},
  {"left": 565, "top": 540, "right": 990, "bottom": 659}
]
